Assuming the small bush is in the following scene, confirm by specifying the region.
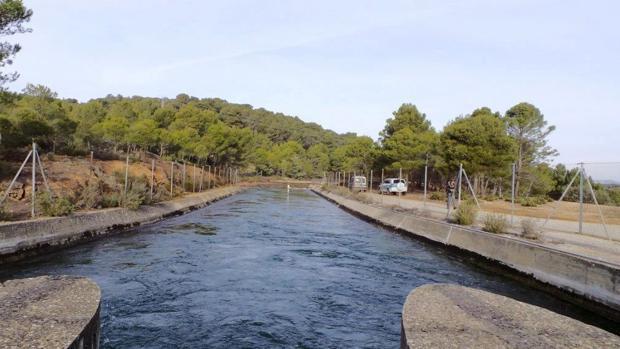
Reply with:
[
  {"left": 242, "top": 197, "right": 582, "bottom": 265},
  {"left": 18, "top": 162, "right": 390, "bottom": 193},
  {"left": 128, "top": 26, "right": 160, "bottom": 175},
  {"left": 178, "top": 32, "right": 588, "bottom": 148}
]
[
  {"left": 520, "top": 196, "right": 548, "bottom": 207},
  {"left": 76, "top": 179, "right": 104, "bottom": 209},
  {"left": 482, "top": 195, "right": 499, "bottom": 202},
  {"left": 429, "top": 191, "right": 445, "bottom": 201},
  {"left": 521, "top": 219, "right": 540, "bottom": 240},
  {"left": 0, "top": 205, "right": 10, "bottom": 221},
  {"left": 453, "top": 200, "right": 477, "bottom": 225},
  {"left": 37, "top": 192, "right": 74, "bottom": 217},
  {"left": 519, "top": 197, "right": 538, "bottom": 207},
  {"left": 483, "top": 214, "right": 508, "bottom": 234},
  {"left": 122, "top": 181, "right": 147, "bottom": 209},
  {"left": 102, "top": 192, "right": 121, "bottom": 208}
]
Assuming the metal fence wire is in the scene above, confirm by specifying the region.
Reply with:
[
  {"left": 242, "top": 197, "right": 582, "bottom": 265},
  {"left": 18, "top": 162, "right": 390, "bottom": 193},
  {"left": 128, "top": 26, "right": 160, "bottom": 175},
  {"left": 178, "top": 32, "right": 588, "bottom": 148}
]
[{"left": 324, "top": 161, "right": 620, "bottom": 242}]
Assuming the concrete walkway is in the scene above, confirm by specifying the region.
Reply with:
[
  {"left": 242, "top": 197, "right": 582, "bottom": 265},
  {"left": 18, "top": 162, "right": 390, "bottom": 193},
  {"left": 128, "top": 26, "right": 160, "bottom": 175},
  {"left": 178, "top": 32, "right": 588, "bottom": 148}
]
[{"left": 359, "top": 191, "right": 620, "bottom": 266}]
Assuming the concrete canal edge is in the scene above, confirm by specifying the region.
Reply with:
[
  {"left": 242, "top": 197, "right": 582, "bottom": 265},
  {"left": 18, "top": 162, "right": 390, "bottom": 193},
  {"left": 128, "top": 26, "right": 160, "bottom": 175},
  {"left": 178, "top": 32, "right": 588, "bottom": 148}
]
[
  {"left": 0, "top": 275, "right": 101, "bottom": 349},
  {"left": 311, "top": 188, "right": 620, "bottom": 323},
  {"left": 400, "top": 284, "right": 620, "bottom": 348},
  {"left": 0, "top": 186, "right": 241, "bottom": 264}
]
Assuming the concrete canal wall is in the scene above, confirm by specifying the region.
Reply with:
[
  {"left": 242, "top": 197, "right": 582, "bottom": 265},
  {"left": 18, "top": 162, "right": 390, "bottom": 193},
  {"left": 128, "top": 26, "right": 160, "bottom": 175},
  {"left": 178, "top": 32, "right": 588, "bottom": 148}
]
[
  {"left": 400, "top": 284, "right": 620, "bottom": 348},
  {"left": 312, "top": 189, "right": 620, "bottom": 321},
  {"left": 0, "top": 275, "right": 101, "bottom": 349},
  {"left": 0, "top": 186, "right": 240, "bottom": 263}
]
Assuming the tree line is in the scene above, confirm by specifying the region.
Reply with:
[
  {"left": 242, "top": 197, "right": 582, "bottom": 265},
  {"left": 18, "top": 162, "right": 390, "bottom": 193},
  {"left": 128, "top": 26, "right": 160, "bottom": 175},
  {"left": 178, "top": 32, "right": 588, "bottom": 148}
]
[
  {"left": 0, "top": 0, "right": 616, "bottom": 206},
  {"left": 2, "top": 85, "right": 617, "bottom": 206}
]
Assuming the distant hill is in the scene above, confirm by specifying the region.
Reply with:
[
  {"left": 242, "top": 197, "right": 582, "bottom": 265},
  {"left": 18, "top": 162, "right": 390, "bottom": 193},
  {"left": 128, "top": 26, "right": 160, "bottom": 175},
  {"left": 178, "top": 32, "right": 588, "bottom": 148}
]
[{"left": 596, "top": 179, "right": 620, "bottom": 187}]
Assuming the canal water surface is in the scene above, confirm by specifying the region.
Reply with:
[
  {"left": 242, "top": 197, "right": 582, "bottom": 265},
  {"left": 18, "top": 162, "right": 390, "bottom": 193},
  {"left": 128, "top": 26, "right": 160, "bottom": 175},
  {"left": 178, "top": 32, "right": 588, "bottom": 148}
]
[{"left": 0, "top": 188, "right": 613, "bottom": 348}]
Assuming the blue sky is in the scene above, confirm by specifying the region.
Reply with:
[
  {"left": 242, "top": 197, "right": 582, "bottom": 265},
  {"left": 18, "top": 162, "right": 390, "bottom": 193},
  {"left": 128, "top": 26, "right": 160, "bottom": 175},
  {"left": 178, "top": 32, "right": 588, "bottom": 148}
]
[{"left": 8, "top": 0, "right": 620, "bottom": 177}]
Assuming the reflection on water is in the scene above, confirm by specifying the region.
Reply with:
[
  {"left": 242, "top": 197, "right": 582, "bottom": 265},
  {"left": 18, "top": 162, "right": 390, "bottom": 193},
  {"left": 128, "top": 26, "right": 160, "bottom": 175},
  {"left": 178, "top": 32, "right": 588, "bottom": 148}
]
[{"left": 0, "top": 188, "right": 616, "bottom": 348}]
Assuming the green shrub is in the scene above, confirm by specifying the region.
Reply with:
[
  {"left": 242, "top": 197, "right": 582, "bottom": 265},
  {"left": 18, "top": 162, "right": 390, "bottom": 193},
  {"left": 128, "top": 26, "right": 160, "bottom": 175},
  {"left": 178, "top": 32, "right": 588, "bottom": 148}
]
[
  {"left": 519, "top": 196, "right": 547, "bottom": 207},
  {"left": 454, "top": 200, "right": 477, "bottom": 225},
  {"left": 482, "top": 195, "right": 499, "bottom": 202},
  {"left": 0, "top": 205, "right": 10, "bottom": 221},
  {"left": 102, "top": 192, "right": 121, "bottom": 208},
  {"left": 37, "top": 192, "right": 74, "bottom": 217},
  {"left": 521, "top": 219, "right": 540, "bottom": 240},
  {"left": 76, "top": 179, "right": 104, "bottom": 209},
  {"left": 429, "top": 191, "right": 445, "bottom": 201},
  {"left": 122, "top": 181, "right": 147, "bottom": 209},
  {"left": 483, "top": 214, "right": 508, "bottom": 234}
]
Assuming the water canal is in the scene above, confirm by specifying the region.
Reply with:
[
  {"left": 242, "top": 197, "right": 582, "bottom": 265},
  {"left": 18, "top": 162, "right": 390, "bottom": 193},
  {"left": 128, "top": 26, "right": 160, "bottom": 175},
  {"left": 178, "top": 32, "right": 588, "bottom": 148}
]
[{"left": 0, "top": 188, "right": 614, "bottom": 348}]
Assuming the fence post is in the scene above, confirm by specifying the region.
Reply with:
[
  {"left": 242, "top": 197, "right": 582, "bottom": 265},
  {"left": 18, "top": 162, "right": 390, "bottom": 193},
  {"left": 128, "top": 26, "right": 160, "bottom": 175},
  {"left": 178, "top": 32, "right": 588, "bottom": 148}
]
[
  {"left": 370, "top": 170, "right": 373, "bottom": 192},
  {"left": 579, "top": 163, "right": 584, "bottom": 234},
  {"left": 511, "top": 163, "right": 516, "bottom": 225},
  {"left": 199, "top": 166, "right": 204, "bottom": 192},
  {"left": 123, "top": 154, "right": 129, "bottom": 201},
  {"left": 208, "top": 165, "right": 211, "bottom": 189},
  {"left": 35, "top": 148, "right": 51, "bottom": 195},
  {"left": 182, "top": 162, "right": 186, "bottom": 192},
  {"left": 424, "top": 159, "right": 428, "bottom": 204},
  {"left": 398, "top": 167, "right": 403, "bottom": 206},
  {"left": 0, "top": 150, "right": 32, "bottom": 206},
  {"left": 170, "top": 161, "right": 174, "bottom": 197},
  {"left": 150, "top": 159, "right": 155, "bottom": 201},
  {"left": 31, "top": 142, "right": 36, "bottom": 218},
  {"left": 457, "top": 163, "right": 463, "bottom": 205},
  {"left": 192, "top": 164, "right": 196, "bottom": 192}
]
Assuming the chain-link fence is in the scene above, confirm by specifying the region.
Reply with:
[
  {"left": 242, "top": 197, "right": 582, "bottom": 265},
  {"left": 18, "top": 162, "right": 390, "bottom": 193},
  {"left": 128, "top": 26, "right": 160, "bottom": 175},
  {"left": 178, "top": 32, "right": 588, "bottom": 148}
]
[
  {"left": 324, "top": 161, "right": 620, "bottom": 242},
  {"left": 0, "top": 143, "right": 239, "bottom": 221}
]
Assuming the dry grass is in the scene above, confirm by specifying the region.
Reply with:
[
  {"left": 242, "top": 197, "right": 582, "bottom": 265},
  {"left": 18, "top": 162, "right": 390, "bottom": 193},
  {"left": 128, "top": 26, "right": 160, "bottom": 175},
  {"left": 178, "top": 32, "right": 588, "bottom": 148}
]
[{"left": 394, "top": 191, "right": 620, "bottom": 225}]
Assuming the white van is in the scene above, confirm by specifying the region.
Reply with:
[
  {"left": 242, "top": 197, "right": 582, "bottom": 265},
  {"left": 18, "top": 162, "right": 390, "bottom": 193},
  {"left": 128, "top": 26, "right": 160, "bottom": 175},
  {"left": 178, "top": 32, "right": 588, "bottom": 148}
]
[{"left": 349, "top": 176, "right": 367, "bottom": 192}]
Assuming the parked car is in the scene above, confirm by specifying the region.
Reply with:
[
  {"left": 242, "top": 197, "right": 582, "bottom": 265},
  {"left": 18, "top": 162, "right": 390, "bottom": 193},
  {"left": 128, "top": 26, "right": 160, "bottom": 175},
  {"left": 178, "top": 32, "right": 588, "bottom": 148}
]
[
  {"left": 349, "top": 175, "right": 367, "bottom": 192},
  {"left": 379, "top": 178, "right": 408, "bottom": 195}
]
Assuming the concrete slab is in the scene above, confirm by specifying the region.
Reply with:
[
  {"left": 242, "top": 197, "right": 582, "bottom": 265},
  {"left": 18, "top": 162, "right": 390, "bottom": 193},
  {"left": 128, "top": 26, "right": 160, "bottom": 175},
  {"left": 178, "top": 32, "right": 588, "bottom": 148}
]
[
  {"left": 401, "top": 284, "right": 620, "bottom": 349},
  {"left": 0, "top": 275, "right": 101, "bottom": 349}
]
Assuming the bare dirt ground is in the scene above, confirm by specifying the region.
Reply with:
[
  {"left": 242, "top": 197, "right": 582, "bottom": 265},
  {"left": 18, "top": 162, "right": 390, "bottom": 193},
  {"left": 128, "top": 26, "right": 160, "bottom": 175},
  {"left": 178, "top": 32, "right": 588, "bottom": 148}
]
[
  {"left": 394, "top": 191, "right": 620, "bottom": 225},
  {"left": 0, "top": 154, "right": 221, "bottom": 220}
]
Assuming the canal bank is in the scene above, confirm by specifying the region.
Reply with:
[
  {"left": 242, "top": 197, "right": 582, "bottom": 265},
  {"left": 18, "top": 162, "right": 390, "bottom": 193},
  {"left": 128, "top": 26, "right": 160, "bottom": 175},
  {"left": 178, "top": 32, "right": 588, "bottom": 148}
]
[
  {"left": 2, "top": 188, "right": 618, "bottom": 347},
  {"left": 312, "top": 188, "right": 620, "bottom": 322},
  {"left": 0, "top": 186, "right": 241, "bottom": 264}
]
